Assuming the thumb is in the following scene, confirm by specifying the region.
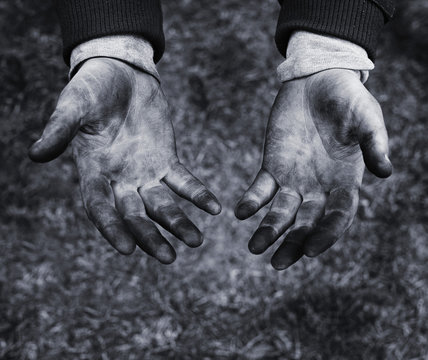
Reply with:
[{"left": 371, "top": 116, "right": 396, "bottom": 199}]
[
  {"left": 29, "top": 84, "right": 87, "bottom": 163},
  {"left": 354, "top": 95, "right": 392, "bottom": 178}
]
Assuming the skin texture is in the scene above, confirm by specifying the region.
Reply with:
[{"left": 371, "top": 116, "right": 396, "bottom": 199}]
[
  {"left": 235, "top": 69, "right": 392, "bottom": 270},
  {"left": 29, "top": 58, "right": 221, "bottom": 264}
]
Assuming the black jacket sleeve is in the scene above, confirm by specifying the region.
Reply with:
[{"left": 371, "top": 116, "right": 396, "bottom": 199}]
[
  {"left": 275, "top": 0, "right": 395, "bottom": 60},
  {"left": 54, "top": 0, "right": 165, "bottom": 65}
]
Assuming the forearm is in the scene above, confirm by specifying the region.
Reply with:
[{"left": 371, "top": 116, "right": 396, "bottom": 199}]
[
  {"left": 58, "top": 0, "right": 395, "bottom": 87},
  {"left": 54, "top": 0, "right": 165, "bottom": 65},
  {"left": 275, "top": 0, "right": 395, "bottom": 61}
]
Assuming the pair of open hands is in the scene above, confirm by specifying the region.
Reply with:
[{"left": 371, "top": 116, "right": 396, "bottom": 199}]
[{"left": 29, "top": 58, "right": 392, "bottom": 270}]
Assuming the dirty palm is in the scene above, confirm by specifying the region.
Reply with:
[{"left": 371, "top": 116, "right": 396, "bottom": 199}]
[
  {"left": 30, "top": 60, "right": 391, "bottom": 269},
  {"left": 29, "top": 58, "right": 221, "bottom": 264}
]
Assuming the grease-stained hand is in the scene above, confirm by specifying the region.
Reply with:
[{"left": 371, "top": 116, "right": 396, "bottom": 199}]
[
  {"left": 29, "top": 58, "right": 221, "bottom": 263},
  {"left": 235, "top": 69, "right": 392, "bottom": 270}
]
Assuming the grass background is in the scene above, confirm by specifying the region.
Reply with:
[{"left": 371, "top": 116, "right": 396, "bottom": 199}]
[{"left": 0, "top": 0, "right": 427, "bottom": 359}]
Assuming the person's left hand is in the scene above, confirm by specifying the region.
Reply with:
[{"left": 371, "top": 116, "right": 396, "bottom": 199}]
[{"left": 235, "top": 69, "right": 392, "bottom": 270}]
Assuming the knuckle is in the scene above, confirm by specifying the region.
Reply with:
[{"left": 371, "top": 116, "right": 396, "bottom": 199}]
[
  {"left": 191, "top": 187, "right": 210, "bottom": 202},
  {"left": 155, "top": 203, "right": 174, "bottom": 215},
  {"left": 123, "top": 213, "right": 145, "bottom": 222},
  {"left": 170, "top": 216, "right": 188, "bottom": 228}
]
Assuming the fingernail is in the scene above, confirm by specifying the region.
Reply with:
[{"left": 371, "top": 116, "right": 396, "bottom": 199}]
[
  {"left": 304, "top": 235, "right": 330, "bottom": 258},
  {"left": 30, "top": 138, "right": 43, "bottom": 150},
  {"left": 248, "top": 227, "right": 276, "bottom": 254},
  {"left": 156, "top": 244, "right": 176, "bottom": 264},
  {"left": 378, "top": 154, "right": 393, "bottom": 178},
  {"left": 271, "top": 254, "right": 296, "bottom": 271},
  {"left": 177, "top": 222, "right": 203, "bottom": 248},
  {"left": 235, "top": 201, "right": 258, "bottom": 220},
  {"left": 208, "top": 199, "right": 222, "bottom": 215},
  {"left": 304, "top": 246, "right": 320, "bottom": 258},
  {"left": 384, "top": 154, "right": 391, "bottom": 163},
  {"left": 271, "top": 261, "right": 288, "bottom": 271}
]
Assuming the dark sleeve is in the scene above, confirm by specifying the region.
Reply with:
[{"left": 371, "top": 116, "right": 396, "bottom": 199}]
[
  {"left": 275, "top": 0, "right": 395, "bottom": 60},
  {"left": 54, "top": 0, "right": 164, "bottom": 65}
]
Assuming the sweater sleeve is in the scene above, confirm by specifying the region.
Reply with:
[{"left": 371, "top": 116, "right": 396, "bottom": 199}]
[
  {"left": 69, "top": 36, "right": 159, "bottom": 81},
  {"left": 275, "top": 0, "right": 395, "bottom": 61},
  {"left": 54, "top": 0, "right": 165, "bottom": 66},
  {"left": 277, "top": 31, "right": 374, "bottom": 83}
]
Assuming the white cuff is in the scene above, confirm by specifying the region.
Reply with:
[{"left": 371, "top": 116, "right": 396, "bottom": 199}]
[
  {"left": 69, "top": 35, "right": 159, "bottom": 82},
  {"left": 277, "top": 31, "right": 374, "bottom": 84}
]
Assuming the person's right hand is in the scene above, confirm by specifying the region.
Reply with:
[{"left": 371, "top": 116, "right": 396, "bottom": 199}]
[{"left": 29, "top": 58, "right": 221, "bottom": 264}]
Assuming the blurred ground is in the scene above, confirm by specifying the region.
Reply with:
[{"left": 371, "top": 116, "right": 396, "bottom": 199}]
[{"left": 0, "top": 0, "right": 427, "bottom": 359}]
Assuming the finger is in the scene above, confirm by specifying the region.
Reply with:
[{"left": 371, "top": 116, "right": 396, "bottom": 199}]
[
  {"left": 304, "top": 188, "right": 359, "bottom": 257},
  {"left": 29, "top": 83, "right": 88, "bottom": 163},
  {"left": 235, "top": 169, "right": 279, "bottom": 220},
  {"left": 80, "top": 177, "right": 136, "bottom": 255},
  {"left": 162, "top": 162, "right": 221, "bottom": 215},
  {"left": 354, "top": 96, "right": 392, "bottom": 178},
  {"left": 139, "top": 184, "right": 203, "bottom": 248},
  {"left": 248, "top": 189, "right": 301, "bottom": 254},
  {"left": 112, "top": 184, "right": 176, "bottom": 264},
  {"left": 271, "top": 227, "right": 311, "bottom": 270},
  {"left": 271, "top": 195, "right": 326, "bottom": 270}
]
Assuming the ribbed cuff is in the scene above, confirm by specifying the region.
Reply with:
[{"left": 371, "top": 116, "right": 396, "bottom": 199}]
[
  {"left": 55, "top": 0, "right": 164, "bottom": 66},
  {"left": 275, "top": 0, "right": 388, "bottom": 61},
  {"left": 69, "top": 35, "right": 159, "bottom": 81}
]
